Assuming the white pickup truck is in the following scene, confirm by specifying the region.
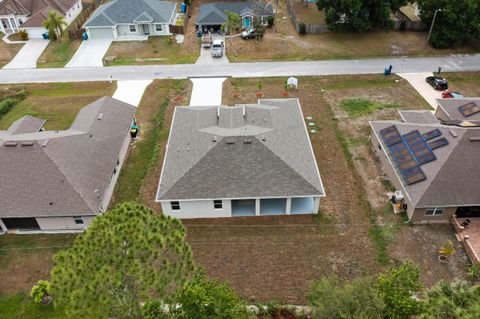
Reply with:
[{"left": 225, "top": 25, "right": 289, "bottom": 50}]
[{"left": 201, "top": 34, "right": 212, "bottom": 48}]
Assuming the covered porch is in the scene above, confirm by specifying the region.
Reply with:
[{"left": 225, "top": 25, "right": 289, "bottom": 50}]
[
  {"left": 1, "top": 17, "right": 18, "bottom": 34},
  {"left": 231, "top": 197, "right": 320, "bottom": 217}
]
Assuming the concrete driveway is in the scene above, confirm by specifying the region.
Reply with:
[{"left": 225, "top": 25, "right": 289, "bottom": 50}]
[
  {"left": 397, "top": 72, "right": 443, "bottom": 110},
  {"left": 65, "top": 39, "right": 112, "bottom": 68},
  {"left": 196, "top": 35, "right": 229, "bottom": 64},
  {"left": 190, "top": 77, "right": 227, "bottom": 106},
  {"left": 3, "top": 39, "right": 49, "bottom": 69},
  {"left": 112, "top": 80, "right": 153, "bottom": 107}
]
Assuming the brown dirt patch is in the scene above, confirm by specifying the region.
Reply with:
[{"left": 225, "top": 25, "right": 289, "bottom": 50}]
[{"left": 0, "top": 34, "right": 23, "bottom": 68}]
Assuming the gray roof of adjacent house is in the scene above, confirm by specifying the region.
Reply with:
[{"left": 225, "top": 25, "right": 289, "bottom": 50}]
[
  {"left": 436, "top": 98, "right": 480, "bottom": 121},
  {"left": 370, "top": 115, "right": 480, "bottom": 208},
  {"left": 84, "top": 0, "right": 176, "bottom": 27},
  {"left": 6, "top": 115, "right": 46, "bottom": 135},
  {"left": 0, "top": 96, "right": 136, "bottom": 218},
  {"left": 196, "top": 1, "right": 273, "bottom": 25},
  {"left": 157, "top": 99, "right": 325, "bottom": 201},
  {"left": 399, "top": 110, "right": 439, "bottom": 125}
]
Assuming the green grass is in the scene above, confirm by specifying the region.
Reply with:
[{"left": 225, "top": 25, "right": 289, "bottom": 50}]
[
  {"left": 37, "top": 39, "right": 81, "bottom": 68},
  {"left": 340, "top": 99, "right": 398, "bottom": 118},
  {"left": 0, "top": 294, "right": 65, "bottom": 319},
  {"left": 0, "top": 82, "right": 116, "bottom": 131}
]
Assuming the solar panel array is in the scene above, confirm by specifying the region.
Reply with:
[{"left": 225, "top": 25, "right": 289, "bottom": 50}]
[
  {"left": 379, "top": 125, "right": 449, "bottom": 186},
  {"left": 458, "top": 102, "right": 480, "bottom": 117}
]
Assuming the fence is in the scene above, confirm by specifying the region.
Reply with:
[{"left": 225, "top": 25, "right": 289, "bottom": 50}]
[
  {"left": 67, "top": 0, "right": 103, "bottom": 39},
  {"left": 285, "top": 0, "right": 329, "bottom": 34},
  {"left": 170, "top": 7, "right": 190, "bottom": 35}
]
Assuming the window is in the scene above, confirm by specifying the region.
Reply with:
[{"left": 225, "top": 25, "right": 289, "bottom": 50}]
[
  {"left": 74, "top": 216, "right": 84, "bottom": 224},
  {"left": 155, "top": 24, "right": 163, "bottom": 32},
  {"left": 129, "top": 25, "right": 136, "bottom": 32},
  {"left": 425, "top": 207, "right": 445, "bottom": 216},
  {"left": 18, "top": 19, "right": 23, "bottom": 25},
  {"left": 214, "top": 200, "right": 223, "bottom": 210},
  {"left": 171, "top": 201, "right": 180, "bottom": 211}
]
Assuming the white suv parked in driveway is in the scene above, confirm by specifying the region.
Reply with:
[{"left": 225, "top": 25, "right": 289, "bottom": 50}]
[{"left": 211, "top": 39, "right": 224, "bottom": 58}]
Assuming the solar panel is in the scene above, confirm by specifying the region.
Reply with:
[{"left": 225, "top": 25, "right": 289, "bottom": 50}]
[
  {"left": 458, "top": 102, "right": 480, "bottom": 117},
  {"left": 389, "top": 142, "right": 418, "bottom": 171},
  {"left": 380, "top": 125, "right": 402, "bottom": 146},
  {"left": 428, "top": 137, "right": 449, "bottom": 150},
  {"left": 422, "top": 129, "right": 442, "bottom": 141},
  {"left": 402, "top": 165, "right": 427, "bottom": 185},
  {"left": 402, "top": 130, "right": 436, "bottom": 165}
]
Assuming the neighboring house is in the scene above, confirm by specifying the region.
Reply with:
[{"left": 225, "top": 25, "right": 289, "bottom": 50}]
[
  {"left": 156, "top": 99, "right": 325, "bottom": 219},
  {"left": 84, "top": 0, "right": 177, "bottom": 40},
  {"left": 0, "top": 97, "right": 136, "bottom": 233},
  {"left": 0, "top": 0, "right": 83, "bottom": 39},
  {"left": 196, "top": 1, "right": 273, "bottom": 32},
  {"left": 370, "top": 98, "right": 480, "bottom": 223},
  {"left": 396, "top": 2, "right": 426, "bottom": 31}
]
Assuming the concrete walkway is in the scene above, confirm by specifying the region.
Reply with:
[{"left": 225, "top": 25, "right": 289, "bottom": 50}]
[
  {"left": 3, "top": 39, "right": 49, "bottom": 69},
  {"left": 397, "top": 72, "right": 442, "bottom": 110},
  {"left": 66, "top": 39, "right": 112, "bottom": 68},
  {"left": 190, "top": 77, "right": 227, "bottom": 106},
  {"left": 112, "top": 80, "right": 153, "bottom": 107},
  {"left": 1, "top": 54, "right": 480, "bottom": 84}
]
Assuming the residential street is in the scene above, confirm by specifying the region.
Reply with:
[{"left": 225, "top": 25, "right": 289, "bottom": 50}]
[{"left": 0, "top": 54, "right": 479, "bottom": 83}]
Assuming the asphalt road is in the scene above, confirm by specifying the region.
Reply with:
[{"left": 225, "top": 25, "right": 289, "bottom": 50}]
[{"left": 1, "top": 54, "right": 479, "bottom": 84}]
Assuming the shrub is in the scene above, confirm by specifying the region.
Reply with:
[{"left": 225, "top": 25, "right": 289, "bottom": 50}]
[
  {"left": 298, "top": 23, "right": 307, "bottom": 35},
  {"left": 0, "top": 98, "right": 17, "bottom": 118},
  {"left": 30, "top": 280, "right": 52, "bottom": 304},
  {"left": 19, "top": 30, "right": 29, "bottom": 41},
  {"left": 267, "top": 16, "right": 274, "bottom": 27}
]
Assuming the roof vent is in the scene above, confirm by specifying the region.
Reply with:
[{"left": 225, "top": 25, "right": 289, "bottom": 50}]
[
  {"left": 97, "top": 113, "right": 103, "bottom": 120},
  {"left": 448, "top": 130, "right": 458, "bottom": 138},
  {"left": 226, "top": 139, "right": 235, "bottom": 145},
  {"left": 21, "top": 141, "right": 34, "bottom": 146},
  {"left": 469, "top": 137, "right": 480, "bottom": 142},
  {"left": 94, "top": 189, "right": 100, "bottom": 198},
  {"left": 261, "top": 136, "right": 266, "bottom": 141},
  {"left": 244, "top": 139, "right": 252, "bottom": 144},
  {"left": 42, "top": 139, "right": 49, "bottom": 147},
  {"left": 4, "top": 141, "right": 17, "bottom": 147},
  {"left": 213, "top": 136, "right": 217, "bottom": 142}
]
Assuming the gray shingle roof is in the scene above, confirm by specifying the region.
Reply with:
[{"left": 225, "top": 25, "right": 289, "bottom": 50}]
[
  {"left": 436, "top": 98, "right": 480, "bottom": 121},
  {"left": 196, "top": 1, "right": 273, "bottom": 25},
  {"left": 84, "top": 0, "right": 176, "bottom": 27},
  {"left": 399, "top": 110, "right": 439, "bottom": 125},
  {"left": 0, "top": 97, "right": 136, "bottom": 218},
  {"left": 370, "top": 116, "right": 480, "bottom": 208},
  {"left": 6, "top": 115, "right": 45, "bottom": 135},
  {"left": 157, "top": 99, "right": 324, "bottom": 201}
]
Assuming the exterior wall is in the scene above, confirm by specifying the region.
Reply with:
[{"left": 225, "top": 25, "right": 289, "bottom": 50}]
[
  {"left": 409, "top": 207, "right": 456, "bottom": 224},
  {"left": 64, "top": 0, "right": 83, "bottom": 25},
  {"left": 86, "top": 26, "right": 114, "bottom": 39},
  {"left": 0, "top": 14, "right": 27, "bottom": 33},
  {"left": 161, "top": 199, "right": 233, "bottom": 219},
  {"left": 435, "top": 106, "right": 450, "bottom": 122},
  {"left": 151, "top": 23, "right": 170, "bottom": 35},
  {"left": 116, "top": 24, "right": 133, "bottom": 37},
  {"left": 100, "top": 131, "right": 131, "bottom": 212},
  {"left": 35, "top": 215, "right": 95, "bottom": 231}
]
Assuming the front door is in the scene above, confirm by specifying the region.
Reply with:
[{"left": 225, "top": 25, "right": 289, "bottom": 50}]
[
  {"left": 243, "top": 17, "right": 252, "bottom": 29},
  {"left": 142, "top": 24, "right": 150, "bottom": 35}
]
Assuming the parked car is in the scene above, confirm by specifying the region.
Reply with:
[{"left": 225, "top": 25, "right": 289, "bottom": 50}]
[
  {"left": 241, "top": 28, "right": 263, "bottom": 40},
  {"left": 211, "top": 39, "right": 224, "bottom": 58},
  {"left": 442, "top": 90, "right": 463, "bottom": 99},
  {"left": 201, "top": 34, "right": 212, "bottom": 48},
  {"left": 426, "top": 76, "right": 448, "bottom": 90}
]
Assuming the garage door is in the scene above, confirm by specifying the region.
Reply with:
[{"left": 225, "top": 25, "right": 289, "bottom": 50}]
[
  {"left": 2, "top": 218, "right": 40, "bottom": 230},
  {"left": 23, "top": 27, "right": 47, "bottom": 39},
  {"left": 88, "top": 27, "right": 113, "bottom": 39}
]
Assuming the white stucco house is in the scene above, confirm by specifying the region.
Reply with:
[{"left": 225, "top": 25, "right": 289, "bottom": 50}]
[
  {"left": 156, "top": 99, "right": 325, "bottom": 219},
  {"left": 0, "top": 0, "right": 83, "bottom": 39},
  {"left": 0, "top": 97, "right": 136, "bottom": 233},
  {"left": 84, "top": 0, "right": 177, "bottom": 40}
]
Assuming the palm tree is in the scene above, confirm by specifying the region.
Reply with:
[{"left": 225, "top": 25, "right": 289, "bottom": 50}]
[
  {"left": 222, "top": 10, "right": 241, "bottom": 36},
  {"left": 42, "top": 11, "right": 67, "bottom": 41}
]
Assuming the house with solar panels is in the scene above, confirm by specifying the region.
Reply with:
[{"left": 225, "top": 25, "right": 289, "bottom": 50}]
[
  {"left": 156, "top": 99, "right": 325, "bottom": 218},
  {"left": 370, "top": 98, "right": 480, "bottom": 223}
]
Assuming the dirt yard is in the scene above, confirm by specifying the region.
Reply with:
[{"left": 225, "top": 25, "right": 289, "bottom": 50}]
[
  {"left": 227, "top": 0, "right": 479, "bottom": 62},
  {"left": 292, "top": 0, "right": 326, "bottom": 25},
  {"left": 0, "top": 33, "right": 23, "bottom": 68}
]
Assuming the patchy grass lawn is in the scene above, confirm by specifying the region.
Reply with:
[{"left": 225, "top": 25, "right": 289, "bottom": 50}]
[
  {"left": 227, "top": 0, "right": 479, "bottom": 62},
  {"left": 341, "top": 99, "right": 398, "bottom": 118},
  {"left": 0, "top": 234, "right": 76, "bottom": 294},
  {"left": 110, "top": 79, "right": 191, "bottom": 207},
  {"left": 0, "top": 33, "right": 23, "bottom": 68},
  {"left": 37, "top": 37, "right": 81, "bottom": 68},
  {"left": 105, "top": 37, "right": 199, "bottom": 66},
  {"left": 0, "top": 82, "right": 116, "bottom": 130},
  {"left": 292, "top": 0, "right": 326, "bottom": 25},
  {"left": 0, "top": 294, "right": 65, "bottom": 319},
  {"left": 444, "top": 72, "right": 480, "bottom": 96}
]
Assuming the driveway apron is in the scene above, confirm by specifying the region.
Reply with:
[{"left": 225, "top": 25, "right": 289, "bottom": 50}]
[
  {"left": 190, "top": 77, "right": 227, "bottom": 106},
  {"left": 112, "top": 80, "right": 153, "bottom": 107},
  {"left": 65, "top": 39, "right": 113, "bottom": 68},
  {"left": 397, "top": 72, "right": 442, "bottom": 110},
  {"left": 3, "top": 39, "right": 49, "bottom": 69}
]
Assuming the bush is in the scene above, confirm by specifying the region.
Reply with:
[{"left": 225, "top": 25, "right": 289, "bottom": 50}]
[
  {"left": 267, "top": 16, "right": 274, "bottom": 27},
  {"left": 19, "top": 30, "right": 29, "bottom": 41},
  {"left": 30, "top": 280, "right": 51, "bottom": 304},
  {"left": 298, "top": 23, "right": 307, "bottom": 35},
  {"left": 0, "top": 98, "right": 18, "bottom": 118}
]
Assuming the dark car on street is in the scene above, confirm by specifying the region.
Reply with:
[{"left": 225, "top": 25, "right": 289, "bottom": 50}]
[{"left": 426, "top": 76, "right": 448, "bottom": 90}]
